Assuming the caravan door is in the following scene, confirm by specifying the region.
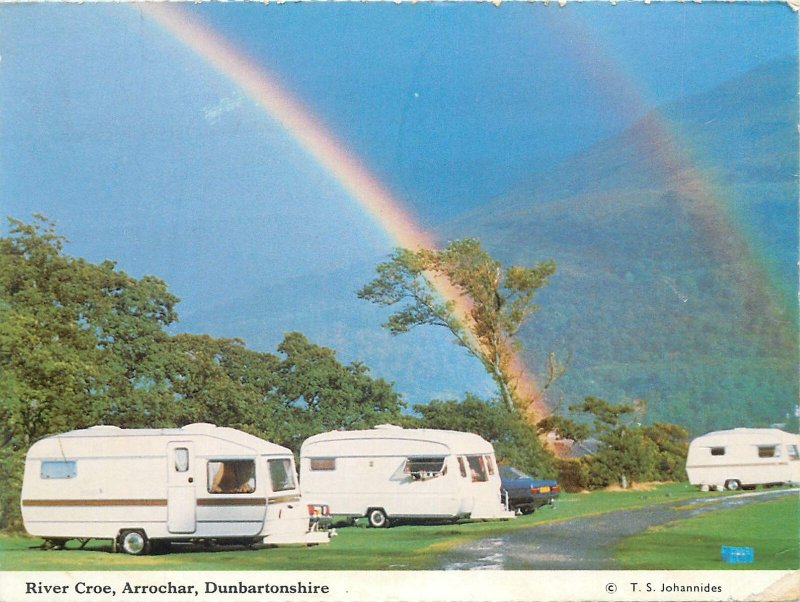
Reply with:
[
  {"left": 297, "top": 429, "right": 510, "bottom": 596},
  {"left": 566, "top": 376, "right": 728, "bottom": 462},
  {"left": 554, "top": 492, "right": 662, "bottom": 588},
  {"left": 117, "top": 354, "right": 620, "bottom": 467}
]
[{"left": 167, "top": 442, "right": 197, "bottom": 533}]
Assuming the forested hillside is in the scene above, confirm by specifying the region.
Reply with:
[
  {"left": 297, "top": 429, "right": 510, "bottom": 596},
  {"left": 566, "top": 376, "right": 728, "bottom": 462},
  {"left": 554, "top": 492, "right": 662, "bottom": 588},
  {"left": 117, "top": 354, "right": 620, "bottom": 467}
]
[{"left": 444, "top": 59, "right": 798, "bottom": 433}]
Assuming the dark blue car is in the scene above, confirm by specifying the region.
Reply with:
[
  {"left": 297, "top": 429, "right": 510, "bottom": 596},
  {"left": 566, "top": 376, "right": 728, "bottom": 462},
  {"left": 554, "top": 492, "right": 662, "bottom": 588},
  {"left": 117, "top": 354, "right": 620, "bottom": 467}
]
[{"left": 499, "top": 466, "right": 560, "bottom": 515}]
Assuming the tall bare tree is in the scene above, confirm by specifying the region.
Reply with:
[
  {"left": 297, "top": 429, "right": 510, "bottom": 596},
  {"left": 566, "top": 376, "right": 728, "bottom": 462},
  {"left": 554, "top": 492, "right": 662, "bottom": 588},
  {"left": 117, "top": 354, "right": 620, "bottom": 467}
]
[{"left": 358, "top": 238, "right": 556, "bottom": 416}]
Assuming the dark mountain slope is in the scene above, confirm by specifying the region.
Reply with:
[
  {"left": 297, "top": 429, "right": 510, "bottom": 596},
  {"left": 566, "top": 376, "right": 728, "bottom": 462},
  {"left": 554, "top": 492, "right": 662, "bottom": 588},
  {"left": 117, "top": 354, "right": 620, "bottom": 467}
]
[
  {"left": 444, "top": 59, "right": 798, "bottom": 433},
  {"left": 177, "top": 60, "right": 797, "bottom": 434}
]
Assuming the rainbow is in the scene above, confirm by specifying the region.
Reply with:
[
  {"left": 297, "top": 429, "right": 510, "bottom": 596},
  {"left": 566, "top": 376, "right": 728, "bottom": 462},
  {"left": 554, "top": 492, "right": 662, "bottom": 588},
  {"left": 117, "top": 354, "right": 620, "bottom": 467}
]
[
  {"left": 140, "top": 4, "right": 430, "bottom": 252},
  {"left": 547, "top": 14, "right": 795, "bottom": 353},
  {"left": 139, "top": 3, "right": 549, "bottom": 417},
  {"left": 140, "top": 6, "right": 792, "bottom": 422}
]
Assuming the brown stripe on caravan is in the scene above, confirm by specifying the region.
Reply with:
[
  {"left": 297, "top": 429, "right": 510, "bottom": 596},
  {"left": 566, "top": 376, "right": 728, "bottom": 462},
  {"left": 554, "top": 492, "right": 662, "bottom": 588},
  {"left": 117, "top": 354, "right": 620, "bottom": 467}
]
[
  {"left": 197, "top": 498, "right": 267, "bottom": 506},
  {"left": 23, "top": 498, "right": 273, "bottom": 507},
  {"left": 268, "top": 495, "right": 301, "bottom": 504},
  {"left": 22, "top": 499, "right": 167, "bottom": 507}
]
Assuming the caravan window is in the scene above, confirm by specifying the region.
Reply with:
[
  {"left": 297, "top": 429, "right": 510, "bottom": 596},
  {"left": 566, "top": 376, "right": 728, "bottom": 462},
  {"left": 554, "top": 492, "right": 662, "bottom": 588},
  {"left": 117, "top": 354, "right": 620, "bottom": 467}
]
[
  {"left": 710, "top": 447, "right": 725, "bottom": 456},
  {"left": 485, "top": 455, "right": 496, "bottom": 475},
  {"left": 41, "top": 460, "right": 77, "bottom": 479},
  {"left": 758, "top": 445, "right": 779, "bottom": 459},
  {"left": 457, "top": 456, "right": 467, "bottom": 478},
  {"left": 268, "top": 458, "right": 297, "bottom": 492},
  {"left": 404, "top": 457, "right": 447, "bottom": 480},
  {"left": 788, "top": 445, "right": 800, "bottom": 461},
  {"left": 466, "top": 455, "right": 488, "bottom": 482},
  {"left": 208, "top": 460, "right": 256, "bottom": 494},
  {"left": 309, "top": 458, "right": 336, "bottom": 471}
]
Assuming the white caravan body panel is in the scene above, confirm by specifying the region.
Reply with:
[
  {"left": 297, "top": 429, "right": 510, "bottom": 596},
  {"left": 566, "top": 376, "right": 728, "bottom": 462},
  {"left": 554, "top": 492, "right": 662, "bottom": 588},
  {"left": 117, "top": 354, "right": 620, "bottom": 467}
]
[
  {"left": 685, "top": 428, "right": 800, "bottom": 490},
  {"left": 21, "top": 423, "right": 327, "bottom": 545},
  {"left": 300, "top": 425, "right": 514, "bottom": 521}
]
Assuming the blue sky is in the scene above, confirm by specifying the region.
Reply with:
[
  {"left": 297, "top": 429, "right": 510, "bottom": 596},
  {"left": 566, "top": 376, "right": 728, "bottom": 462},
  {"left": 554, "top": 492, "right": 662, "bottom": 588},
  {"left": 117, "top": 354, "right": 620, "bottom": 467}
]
[
  {"left": 191, "top": 2, "right": 796, "bottom": 222},
  {"left": 3, "top": 2, "right": 793, "bottom": 262},
  {"left": 0, "top": 3, "right": 796, "bottom": 405}
]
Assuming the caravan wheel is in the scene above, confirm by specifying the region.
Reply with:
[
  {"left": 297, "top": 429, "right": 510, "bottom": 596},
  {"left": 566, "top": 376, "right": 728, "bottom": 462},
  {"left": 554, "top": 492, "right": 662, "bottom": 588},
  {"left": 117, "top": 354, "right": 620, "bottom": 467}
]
[
  {"left": 367, "top": 509, "right": 389, "bottom": 528},
  {"left": 725, "top": 479, "right": 741, "bottom": 491},
  {"left": 119, "top": 530, "right": 150, "bottom": 556}
]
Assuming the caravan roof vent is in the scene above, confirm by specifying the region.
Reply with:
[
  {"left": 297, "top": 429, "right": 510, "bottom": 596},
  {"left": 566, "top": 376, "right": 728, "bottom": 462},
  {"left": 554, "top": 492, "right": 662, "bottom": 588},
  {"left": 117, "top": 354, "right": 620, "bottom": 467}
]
[
  {"left": 374, "top": 424, "right": 403, "bottom": 430},
  {"left": 183, "top": 422, "right": 218, "bottom": 434}
]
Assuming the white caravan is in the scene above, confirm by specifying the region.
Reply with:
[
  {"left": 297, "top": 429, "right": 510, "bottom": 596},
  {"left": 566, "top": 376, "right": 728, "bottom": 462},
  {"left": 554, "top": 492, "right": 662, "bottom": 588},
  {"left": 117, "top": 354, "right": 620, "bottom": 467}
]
[
  {"left": 299, "top": 425, "right": 515, "bottom": 527},
  {"left": 21, "top": 423, "right": 330, "bottom": 554},
  {"left": 686, "top": 428, "right": 800, "bottom": 491}
]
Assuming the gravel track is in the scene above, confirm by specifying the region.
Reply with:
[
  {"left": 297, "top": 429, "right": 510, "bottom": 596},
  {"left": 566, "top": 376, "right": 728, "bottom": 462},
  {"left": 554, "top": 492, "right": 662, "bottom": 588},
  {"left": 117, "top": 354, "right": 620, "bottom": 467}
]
[{"left": 440, "top": 488, "right": 798, "bottom": 570}]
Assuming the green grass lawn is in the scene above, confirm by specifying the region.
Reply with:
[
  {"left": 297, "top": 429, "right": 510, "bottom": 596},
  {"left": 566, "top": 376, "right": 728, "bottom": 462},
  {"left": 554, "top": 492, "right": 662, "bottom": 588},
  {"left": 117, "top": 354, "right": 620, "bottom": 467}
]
[
  {"left": 0, "top": 483, "right": 734, "bottom": 571},
  {"left": 616, "top": 495, "right": 800, "bottom": 570}
]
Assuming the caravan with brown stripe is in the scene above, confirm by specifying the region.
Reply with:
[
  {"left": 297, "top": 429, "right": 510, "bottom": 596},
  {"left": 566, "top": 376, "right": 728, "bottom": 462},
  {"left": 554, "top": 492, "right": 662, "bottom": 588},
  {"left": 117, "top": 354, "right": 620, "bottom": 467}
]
[{"left": 21, "top": 423, "right": 331, "bottom": 554}]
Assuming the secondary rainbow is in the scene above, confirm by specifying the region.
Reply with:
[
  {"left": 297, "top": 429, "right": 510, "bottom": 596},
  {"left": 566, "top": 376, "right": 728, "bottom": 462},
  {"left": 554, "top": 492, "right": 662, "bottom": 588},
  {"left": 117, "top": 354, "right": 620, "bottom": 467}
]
[
  {"left": 140, "top": 3, "right": 549, "bottom": 416},
  {"left": 549, "top": 14, "right": 794, "bottom": 352}
]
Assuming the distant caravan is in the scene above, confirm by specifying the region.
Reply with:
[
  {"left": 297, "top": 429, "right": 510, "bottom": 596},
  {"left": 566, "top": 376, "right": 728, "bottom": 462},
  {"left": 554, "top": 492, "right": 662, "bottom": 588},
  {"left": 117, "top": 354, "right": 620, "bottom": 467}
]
[
  {"left": 686, "top": 428, "right": 800, "bottom": 492},
  {"left": 299, "top": 425, "right": 515, "bottom": 527},
  {"left": 21, "top": 424, "right": 331, "bottom": 554}
]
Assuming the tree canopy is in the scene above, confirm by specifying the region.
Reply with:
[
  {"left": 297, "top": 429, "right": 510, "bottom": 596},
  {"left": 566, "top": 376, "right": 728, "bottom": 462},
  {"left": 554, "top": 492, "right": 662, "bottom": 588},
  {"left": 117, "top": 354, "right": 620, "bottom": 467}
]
[
  {"left": 0, "top": 215, "right": 180, "bottom": 447},
  {"left": 272, "top": 332, "right": 405, "bottom": 450},
  {"left": 407, "top": 394, "right": 555, "bottom": 478},
  {"left": 538, "top": 397, "right": 688, "bottom": 489},
  {"left": 358, "top": 238, "right": 556, "bottom": 416},
  {"left": 0, "top": 216, "right": 404, "bottom": 528}
]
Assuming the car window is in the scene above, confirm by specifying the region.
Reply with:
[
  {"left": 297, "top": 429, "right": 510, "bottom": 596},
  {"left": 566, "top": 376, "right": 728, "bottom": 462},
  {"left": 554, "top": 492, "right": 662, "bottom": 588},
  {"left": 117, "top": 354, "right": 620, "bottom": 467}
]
[{"left": 500, "top": 466, "right": 529, "bottom": 480}]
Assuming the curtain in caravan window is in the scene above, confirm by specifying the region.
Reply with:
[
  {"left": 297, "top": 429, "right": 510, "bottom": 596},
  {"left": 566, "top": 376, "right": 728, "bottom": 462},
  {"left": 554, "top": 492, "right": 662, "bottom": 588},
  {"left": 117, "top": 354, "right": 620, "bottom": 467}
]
[
  {"left": 268, "top": 458, "right": 297, "bottom": 492},
  {"left": 309, "top": 458, "right": 336, "bottom": 471},
  {"left": 208, "top": 460, "right": 256, "bottom": 494},
  {"left": 758, "top": 446, "right": 779, "bottom": 458},
  {"left": 404, "top": 457, "right": 447, "bottom": 480},
  {"left": 466, "top": 455, "right": 488, "bottom": 482},
  {"left": 174, "top": 448, "right": 189, "bottom": 472}
]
